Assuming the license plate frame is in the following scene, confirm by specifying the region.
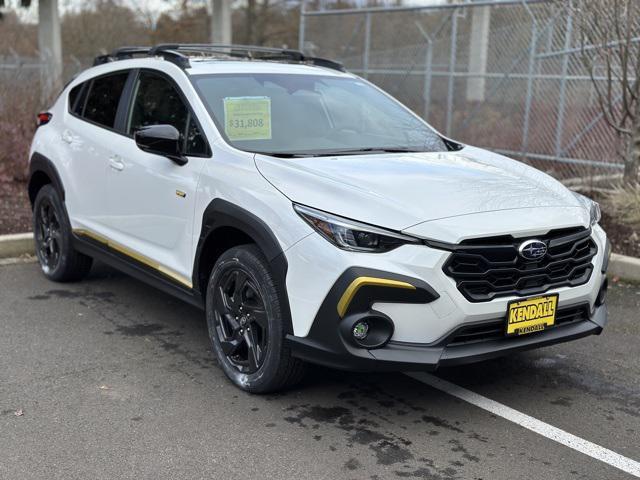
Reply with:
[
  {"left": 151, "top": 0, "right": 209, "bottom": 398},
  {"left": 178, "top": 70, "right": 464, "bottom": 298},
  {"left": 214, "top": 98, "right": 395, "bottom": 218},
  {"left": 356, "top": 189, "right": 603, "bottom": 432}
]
[{"left": 505, "top": 294, "right": 559, "bottom": 337}]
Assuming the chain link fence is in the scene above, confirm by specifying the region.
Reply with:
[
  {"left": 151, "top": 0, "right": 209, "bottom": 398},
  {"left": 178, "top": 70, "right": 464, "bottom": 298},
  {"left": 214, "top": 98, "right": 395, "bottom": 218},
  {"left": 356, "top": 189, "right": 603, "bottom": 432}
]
[
  {"left": 2, "top": 1, "right": 632, "bottom": 186},
  {"left": 0, "top": 52, "right": 87, "bottom": 104},
  {"left": 300, "top": 0, "right": 627, "bottom": 186},
  {"left": 0, "top": 54, "right": 89, "bottom": 181}
]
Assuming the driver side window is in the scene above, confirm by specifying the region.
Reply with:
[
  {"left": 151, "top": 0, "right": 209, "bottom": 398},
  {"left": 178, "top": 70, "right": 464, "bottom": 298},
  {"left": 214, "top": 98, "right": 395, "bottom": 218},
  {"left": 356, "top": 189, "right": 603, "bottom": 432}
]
[{"left": 128, "top": 71, "right": 208, "bottom": 156}]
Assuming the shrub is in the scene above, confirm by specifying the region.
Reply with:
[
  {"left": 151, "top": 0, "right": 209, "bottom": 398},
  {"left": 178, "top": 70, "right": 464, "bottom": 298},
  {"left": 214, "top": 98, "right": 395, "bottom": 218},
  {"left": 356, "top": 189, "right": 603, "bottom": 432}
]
[
  {"left": 606, "top": 183, "right": 640, "bottom": 231},
  {"left": 0, "top": 68, "right": 41, "bottom": 183}
]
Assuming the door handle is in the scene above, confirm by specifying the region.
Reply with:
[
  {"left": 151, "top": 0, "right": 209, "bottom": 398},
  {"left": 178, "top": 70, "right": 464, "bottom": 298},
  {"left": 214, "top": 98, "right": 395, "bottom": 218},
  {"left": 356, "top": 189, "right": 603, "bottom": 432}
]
[
  {"left": 61, "top": 130, "right": 73, "bottom": 144},
  {"left": 109, "top": 156, "right": 125, "bottom": 171}
]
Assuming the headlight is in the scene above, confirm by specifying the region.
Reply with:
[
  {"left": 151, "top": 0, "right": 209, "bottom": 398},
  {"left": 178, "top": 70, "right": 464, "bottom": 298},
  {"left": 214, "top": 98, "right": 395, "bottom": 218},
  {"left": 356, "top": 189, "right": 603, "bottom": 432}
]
[
  {"left": 293, "top": 204, "right": 421, "bottom": 252},
  {"left": 573, "top": 192, "right": 601, "bottom": 226}
]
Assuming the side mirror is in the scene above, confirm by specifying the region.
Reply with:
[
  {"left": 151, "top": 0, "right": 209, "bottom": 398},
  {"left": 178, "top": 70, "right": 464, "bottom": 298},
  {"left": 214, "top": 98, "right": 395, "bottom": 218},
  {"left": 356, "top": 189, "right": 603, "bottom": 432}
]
[{"left": 134, "top": 124, "right": 188, "bottom": 166}]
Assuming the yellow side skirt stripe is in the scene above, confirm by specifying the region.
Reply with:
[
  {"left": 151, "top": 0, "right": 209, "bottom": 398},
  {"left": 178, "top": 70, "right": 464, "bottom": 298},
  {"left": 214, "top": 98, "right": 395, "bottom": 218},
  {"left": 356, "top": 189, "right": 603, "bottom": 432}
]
[
  {"left": 337, "top": 276, "right": 415, "bottom": 318},
  {"left": 73, "top": 228, "right": 193, "bottom": 289}
]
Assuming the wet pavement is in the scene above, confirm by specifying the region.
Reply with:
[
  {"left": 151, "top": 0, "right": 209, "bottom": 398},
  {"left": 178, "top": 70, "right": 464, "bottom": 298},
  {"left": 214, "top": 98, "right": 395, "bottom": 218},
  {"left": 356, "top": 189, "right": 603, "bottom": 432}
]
[{"left": 1, "top": 261, "right": 638, "bottom": 479}]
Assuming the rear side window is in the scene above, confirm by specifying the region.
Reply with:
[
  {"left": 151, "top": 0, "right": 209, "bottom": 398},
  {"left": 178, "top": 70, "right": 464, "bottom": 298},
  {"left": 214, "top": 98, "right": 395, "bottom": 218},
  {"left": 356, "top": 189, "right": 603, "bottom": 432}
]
[
  {"left": 128, "top": 71, "right": 208, "bottom": 156},
  {"left": 82, "top": 72, "right": 128, "bottom": 129},
  {"left": 68, "top": 83, "right": 83, "bottom": 113}
]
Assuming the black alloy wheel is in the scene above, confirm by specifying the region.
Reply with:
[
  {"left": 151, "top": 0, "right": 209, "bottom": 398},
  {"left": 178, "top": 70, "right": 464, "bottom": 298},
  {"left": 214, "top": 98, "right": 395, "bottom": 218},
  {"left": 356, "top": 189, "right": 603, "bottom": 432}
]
[
  {"left": 32, "top": 184, "right": 93, "bottom": 282},
  {"left": 212, "top": 267, "right": 269, "bottom": 374},
  {"left": 35, "top": 198, "right": 62, "bottom": 272},
  {"left": 206, "top": 245, "right": 306, "bottom": 393}
]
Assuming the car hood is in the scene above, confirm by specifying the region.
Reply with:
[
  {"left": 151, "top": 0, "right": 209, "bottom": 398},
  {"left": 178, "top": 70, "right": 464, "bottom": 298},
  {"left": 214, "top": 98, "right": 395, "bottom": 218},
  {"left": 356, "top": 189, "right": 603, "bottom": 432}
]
[{"left": 254, "top": 146, "right": 584, "bottom": 232}]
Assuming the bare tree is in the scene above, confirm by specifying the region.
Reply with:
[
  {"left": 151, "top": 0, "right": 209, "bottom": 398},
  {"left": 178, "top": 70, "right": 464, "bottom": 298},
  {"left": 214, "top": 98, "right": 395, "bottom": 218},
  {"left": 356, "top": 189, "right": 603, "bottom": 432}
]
[
  {"left": 572, "top": 0, "right": 640, "bottom": 183},
  {"left": 235, "top": 0, "right": 300, "bottom": 47},
  {"left": 61, "top": 1, "right": 149, "bottom": 59}
]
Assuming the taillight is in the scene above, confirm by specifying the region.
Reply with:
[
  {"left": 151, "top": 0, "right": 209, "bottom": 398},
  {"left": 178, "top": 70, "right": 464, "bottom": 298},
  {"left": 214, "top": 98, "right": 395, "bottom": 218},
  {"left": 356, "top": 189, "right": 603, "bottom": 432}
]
[{"left": 37, "top": 112, "right": 52, "bottom": 127}]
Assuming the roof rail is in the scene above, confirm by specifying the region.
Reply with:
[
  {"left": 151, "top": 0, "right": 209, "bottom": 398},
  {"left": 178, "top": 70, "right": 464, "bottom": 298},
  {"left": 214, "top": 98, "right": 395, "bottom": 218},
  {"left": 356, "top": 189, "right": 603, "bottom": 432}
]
[
  {"left": 93, "top": 46, "right": 190, "bottom": 69},
  {"left": 92, "top": 44, "right": 345, "bottom": 72}
]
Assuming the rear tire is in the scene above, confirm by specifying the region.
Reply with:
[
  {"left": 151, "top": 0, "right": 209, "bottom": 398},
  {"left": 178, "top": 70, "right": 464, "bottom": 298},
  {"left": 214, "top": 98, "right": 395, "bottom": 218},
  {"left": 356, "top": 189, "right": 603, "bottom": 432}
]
[
  {"left": 33, "top": 185, "right": 92, "bottom": 282},
  {"left": 206, "top": 245, "right": 306, "bottom": 393}
]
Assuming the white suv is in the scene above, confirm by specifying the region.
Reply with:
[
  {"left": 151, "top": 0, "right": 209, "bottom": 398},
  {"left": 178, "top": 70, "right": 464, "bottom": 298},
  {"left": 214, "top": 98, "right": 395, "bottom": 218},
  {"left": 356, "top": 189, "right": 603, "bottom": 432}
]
[{"left": 28, "top": 44, "right": 610, "bottom": 393}]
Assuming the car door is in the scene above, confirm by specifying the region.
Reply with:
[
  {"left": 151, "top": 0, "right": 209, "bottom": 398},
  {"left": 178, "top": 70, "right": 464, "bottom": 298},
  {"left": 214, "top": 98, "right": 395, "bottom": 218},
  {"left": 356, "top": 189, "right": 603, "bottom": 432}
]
[
  {"left": 63, "top": 71, "right": 130, "bottom": 235},
  {"left": 103, "top": 69, "right": 210, "bottom": 289}
]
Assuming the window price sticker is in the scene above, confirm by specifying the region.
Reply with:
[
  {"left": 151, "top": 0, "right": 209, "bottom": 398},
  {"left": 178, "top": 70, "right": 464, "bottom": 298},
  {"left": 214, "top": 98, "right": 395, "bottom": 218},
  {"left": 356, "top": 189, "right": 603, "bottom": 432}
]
[{"left": 223, "top": 96, "right": 272, "bottom": 141}]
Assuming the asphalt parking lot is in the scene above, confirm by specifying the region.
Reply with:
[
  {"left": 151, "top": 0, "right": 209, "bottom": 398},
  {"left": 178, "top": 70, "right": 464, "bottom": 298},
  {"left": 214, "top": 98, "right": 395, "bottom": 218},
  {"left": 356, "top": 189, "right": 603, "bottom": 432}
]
[{"left": 1, "top": 260, "right": 639, "bottom": 480}]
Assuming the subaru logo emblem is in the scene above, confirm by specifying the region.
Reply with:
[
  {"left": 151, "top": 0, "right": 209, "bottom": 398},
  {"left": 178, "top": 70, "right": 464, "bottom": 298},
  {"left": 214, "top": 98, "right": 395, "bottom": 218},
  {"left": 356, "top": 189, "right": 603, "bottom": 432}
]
[{"left": 518, "top": 239, "right": 547, "bottom": 260}]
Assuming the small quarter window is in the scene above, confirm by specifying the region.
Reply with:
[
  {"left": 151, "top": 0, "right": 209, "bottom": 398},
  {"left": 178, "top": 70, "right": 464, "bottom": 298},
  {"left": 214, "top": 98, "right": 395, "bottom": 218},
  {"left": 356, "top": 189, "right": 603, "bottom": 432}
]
[
  {"left": 68, "top": 83, "right": 83, "bottom": 113},
  {"left": 184, "top": 114, "right": 207, "bottom": 156}
]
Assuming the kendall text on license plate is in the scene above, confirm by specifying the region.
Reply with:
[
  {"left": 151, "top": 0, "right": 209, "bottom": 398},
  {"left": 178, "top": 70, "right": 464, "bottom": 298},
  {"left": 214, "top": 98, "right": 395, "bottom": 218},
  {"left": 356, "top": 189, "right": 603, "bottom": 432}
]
[{"left": 505, "top": 294, "right": 558, "bottom": 336}]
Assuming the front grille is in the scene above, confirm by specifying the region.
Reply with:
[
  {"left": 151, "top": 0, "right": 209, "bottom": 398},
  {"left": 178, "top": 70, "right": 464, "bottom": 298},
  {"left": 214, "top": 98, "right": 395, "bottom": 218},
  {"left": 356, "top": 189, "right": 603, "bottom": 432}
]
[
  {"left": 446, "top": 304, "right": 590, "bottom": 346},
  {"left": 443, "top": 227, "right": 597, "bottom": 302}
]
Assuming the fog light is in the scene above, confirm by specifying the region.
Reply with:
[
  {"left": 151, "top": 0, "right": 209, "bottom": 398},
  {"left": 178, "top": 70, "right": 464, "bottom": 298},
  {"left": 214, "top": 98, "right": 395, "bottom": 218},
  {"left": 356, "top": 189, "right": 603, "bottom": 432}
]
[
  {"left": 341, "top": 312, "right": 394, "bottom": 349},
  {"left": 352, "top": 321, "right": 369, "bottom": 340}
]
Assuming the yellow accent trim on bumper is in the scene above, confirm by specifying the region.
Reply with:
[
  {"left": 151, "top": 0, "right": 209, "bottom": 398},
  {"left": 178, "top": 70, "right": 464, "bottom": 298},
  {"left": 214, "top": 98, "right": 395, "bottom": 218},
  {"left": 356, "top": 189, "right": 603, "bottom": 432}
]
[
  {"left": 337, "top": 277, "right": 415, "bottom": 318},
  {"left": 73, "top": 229, "right": 193, "bottom": 289}
]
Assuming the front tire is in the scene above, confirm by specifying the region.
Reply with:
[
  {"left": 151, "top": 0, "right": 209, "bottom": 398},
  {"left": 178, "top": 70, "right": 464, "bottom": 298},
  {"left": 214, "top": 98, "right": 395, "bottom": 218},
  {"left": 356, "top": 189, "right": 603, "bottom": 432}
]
[
  {"left": 33, "top": 185, "right": 92, "bottom": 282},
  {"left": 206, "top": 245, "right": 305, "bottom": 393}
]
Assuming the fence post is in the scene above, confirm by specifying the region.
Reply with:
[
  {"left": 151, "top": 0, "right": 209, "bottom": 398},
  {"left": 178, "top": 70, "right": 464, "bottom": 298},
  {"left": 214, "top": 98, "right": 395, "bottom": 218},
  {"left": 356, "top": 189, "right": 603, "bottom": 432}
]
[
  {"left": 446, "top": 9, "right": 459, "bottom": 137},
  {"left": 298, "top": 0, "right": 306, "bottom": 52},
  {"left": 424, "top": 41, "right": 434, "bottom": 120},
  {"left": 210, "top": 0, "right": 232, "bottom": 44},
  {"left": 554, "top": 7, "right": 573, "bottom": 158},
  {"left": 521, "top": 14, "right": 538, "bottom": 157},
  {"left": 363, "top": 12, "right": 372, "bottom": 79},
  {"left": 38, "top": 0, "right": 63, "bottom": 103},
  {"left": 415, "top": 21, "right": 433, "bottom": 121},
  {"left": 467, "top": 6, "right": 491, "bottom": 102}
]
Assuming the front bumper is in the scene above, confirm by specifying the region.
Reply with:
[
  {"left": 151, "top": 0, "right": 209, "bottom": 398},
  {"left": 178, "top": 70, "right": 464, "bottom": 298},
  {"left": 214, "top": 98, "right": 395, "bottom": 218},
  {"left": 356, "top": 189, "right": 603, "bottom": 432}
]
[
  {"left": 286, "top": 302, "right": 606, "bottom": 372},
  {"left": 283, "top": 224, "right": 609, "bottom": 371}
]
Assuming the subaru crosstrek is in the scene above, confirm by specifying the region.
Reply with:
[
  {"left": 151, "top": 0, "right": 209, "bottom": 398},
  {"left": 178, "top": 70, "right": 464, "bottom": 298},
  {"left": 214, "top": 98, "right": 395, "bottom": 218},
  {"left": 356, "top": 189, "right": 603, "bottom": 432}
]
[{"left": 28, "top": 44, "right": 610, "bottom": 393}]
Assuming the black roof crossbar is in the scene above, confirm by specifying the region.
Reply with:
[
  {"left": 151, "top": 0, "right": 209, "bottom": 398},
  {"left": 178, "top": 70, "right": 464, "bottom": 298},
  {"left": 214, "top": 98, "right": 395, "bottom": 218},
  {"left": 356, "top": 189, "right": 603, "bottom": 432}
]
[{"left": 92, "top": 44, "right": 345, "bottom": 72}]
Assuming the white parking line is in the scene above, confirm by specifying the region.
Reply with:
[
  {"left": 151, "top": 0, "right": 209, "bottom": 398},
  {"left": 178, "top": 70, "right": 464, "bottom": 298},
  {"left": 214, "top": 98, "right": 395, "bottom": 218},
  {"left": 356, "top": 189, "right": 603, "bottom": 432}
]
[{"left": 406, "top": 372, "right": 640, "bottom": 478}]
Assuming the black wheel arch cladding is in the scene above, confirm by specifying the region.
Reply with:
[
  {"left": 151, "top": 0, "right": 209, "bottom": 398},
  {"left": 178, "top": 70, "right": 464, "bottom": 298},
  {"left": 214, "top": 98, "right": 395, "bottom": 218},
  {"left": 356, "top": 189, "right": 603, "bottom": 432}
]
[
  {"left": 194, "top": 198, "right": 294, "bottom": 335},
  {"left": 28, "top": 153, "right": 66, "bottom": 207}
]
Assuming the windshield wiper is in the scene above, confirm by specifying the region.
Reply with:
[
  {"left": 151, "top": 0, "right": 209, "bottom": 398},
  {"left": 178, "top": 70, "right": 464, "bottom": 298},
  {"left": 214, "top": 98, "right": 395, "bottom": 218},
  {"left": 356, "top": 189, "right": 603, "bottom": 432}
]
[
  {"left": 306, "top": 147, "right": 425, "bottom": 156},
  {"left": 252, "top": 151, "right": 314, "bottom": 158},
  {"left": 253, "top": 147, "right": 424, "bottom": 158}
]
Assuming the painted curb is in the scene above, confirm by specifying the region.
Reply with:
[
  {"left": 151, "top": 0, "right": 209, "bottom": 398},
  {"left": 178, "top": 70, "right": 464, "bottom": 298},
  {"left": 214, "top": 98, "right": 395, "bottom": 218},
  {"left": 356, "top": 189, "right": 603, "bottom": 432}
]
[
  {"left": 0, "top": 233, "right": 34, "bottom": 259},
  {"left": 609, "top": 253, "right": 640, "bottom": 283}
]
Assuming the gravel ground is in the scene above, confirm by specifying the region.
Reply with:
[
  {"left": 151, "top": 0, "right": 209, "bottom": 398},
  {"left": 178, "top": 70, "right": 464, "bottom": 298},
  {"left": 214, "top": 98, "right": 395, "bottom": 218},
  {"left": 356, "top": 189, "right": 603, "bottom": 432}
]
[{"left": 1, "top": 261, "right": 639, "bottom": 480}]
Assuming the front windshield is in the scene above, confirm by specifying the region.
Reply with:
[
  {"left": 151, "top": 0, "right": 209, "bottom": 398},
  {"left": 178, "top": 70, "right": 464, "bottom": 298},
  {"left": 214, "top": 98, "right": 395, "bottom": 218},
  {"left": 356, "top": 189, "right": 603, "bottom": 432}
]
[{"left": 191, "top": 73, "right": 449, "bottom": 157}]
